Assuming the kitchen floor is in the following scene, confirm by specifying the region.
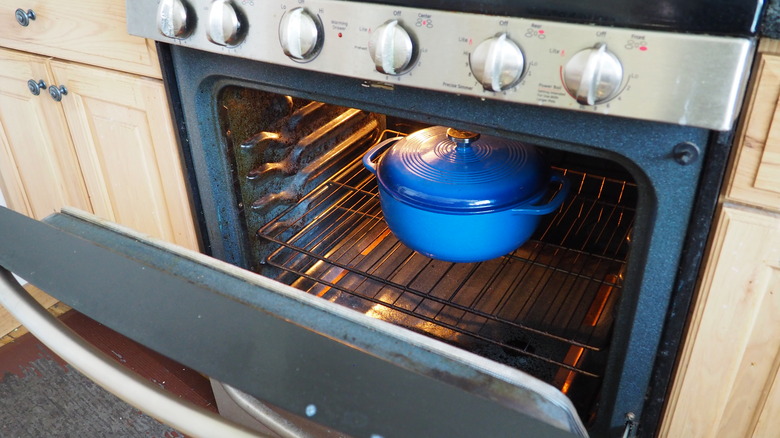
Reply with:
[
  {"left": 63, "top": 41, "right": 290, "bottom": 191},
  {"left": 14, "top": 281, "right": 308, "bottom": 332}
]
[{"left": 0, "top": 308, "right": 216, "bottom": 437}]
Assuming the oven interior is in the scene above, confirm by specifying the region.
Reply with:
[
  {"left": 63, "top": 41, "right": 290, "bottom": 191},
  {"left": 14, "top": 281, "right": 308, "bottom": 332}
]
[{"left": 215, "top": 85, "right": 637, "bottom": 424}]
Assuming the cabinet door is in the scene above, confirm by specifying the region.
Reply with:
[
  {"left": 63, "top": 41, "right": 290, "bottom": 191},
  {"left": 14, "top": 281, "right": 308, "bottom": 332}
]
[
  {"left": 0, "top": 48, "right": 91, "bottom": 219},
  {"left": 49, "top": 60, "right": 198, "bottom": 251},
  {"left": 725, "top": 53, "right": 780, "bottom": 211},
  {"left": 661, "top": 205, "right": 780, "bottom": 437}
]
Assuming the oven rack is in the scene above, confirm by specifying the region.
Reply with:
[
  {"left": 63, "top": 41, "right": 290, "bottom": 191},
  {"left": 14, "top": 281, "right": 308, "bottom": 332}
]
[{"left": 255, "top": 153, "right": 636, "bottom": 381}]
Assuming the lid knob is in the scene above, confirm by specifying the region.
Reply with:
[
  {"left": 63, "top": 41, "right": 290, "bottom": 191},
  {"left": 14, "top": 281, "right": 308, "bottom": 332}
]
[{"left": 446, "top": 128, "right": 480, "bottom": 146}]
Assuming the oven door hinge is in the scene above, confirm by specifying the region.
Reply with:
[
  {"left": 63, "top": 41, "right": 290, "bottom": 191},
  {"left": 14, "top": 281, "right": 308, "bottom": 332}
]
[{"left": 622, "top": 413, "right": 638, "bottom": 438}]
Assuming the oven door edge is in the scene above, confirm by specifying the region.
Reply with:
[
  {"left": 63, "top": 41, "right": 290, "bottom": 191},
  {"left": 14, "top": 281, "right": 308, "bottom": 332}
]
[{"left": 0, "top": 206, "right": 587, "bottom": 438}]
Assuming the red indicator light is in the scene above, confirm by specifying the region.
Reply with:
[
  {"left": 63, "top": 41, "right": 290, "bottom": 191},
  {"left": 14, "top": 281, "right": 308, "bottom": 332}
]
[
  {"left": 338, "top": 32, "right": 343, "bottom": 38},
  {"left": 538, "top": 30, "right": 545, "bottom": 34},
  {"left": 639, "top": 46, "right": 648, "bottom": 51},
  {"left": 422, "top": 20, "right": 427, "bottom": 25}
]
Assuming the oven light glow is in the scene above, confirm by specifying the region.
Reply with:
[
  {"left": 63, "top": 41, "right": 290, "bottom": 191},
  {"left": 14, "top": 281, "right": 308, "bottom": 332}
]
[
  {"left": 365, "top": 303, "right": 459, "bottom": 340},
  {"left": 361, "top": 229, "right": 392, "bottom": 255},
  {"left": 294, "top": 262, "right": 348, "bottom": 298},
  {"left": 554, "top": 273, "right": 619, "bottom": 393},
  {"left": 365, "top": 303, "right": 392, "bottom": 320}
]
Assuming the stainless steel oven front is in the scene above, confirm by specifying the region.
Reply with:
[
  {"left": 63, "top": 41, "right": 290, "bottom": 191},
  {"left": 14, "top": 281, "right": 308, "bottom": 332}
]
[{"left": 0, "top": 0, "right": 766, "bottom": 437}]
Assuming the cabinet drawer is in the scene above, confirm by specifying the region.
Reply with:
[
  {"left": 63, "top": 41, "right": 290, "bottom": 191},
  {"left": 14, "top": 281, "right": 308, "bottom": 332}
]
[
  {"left": 0, "top": 0, "right": 160, "bottom": 78},
  {"left": 726, "top": 52, "right": 780, "bottom": 211}
]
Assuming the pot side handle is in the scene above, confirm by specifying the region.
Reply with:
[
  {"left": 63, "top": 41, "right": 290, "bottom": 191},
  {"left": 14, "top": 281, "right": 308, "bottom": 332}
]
[
  {"left": 512, "top": 172, "right": 571, "bottom": 215},
  {"left": 362, "top": 137, "right": 403, "bottom": 175}
]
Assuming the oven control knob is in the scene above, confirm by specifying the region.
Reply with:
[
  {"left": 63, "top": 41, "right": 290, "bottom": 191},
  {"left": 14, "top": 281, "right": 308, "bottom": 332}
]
[
  {"left": 469, "top": 33, "right": 525, "bottom": 92},
  {"left": 368, "top": 20, "right": 417, "bottom": 75},
  {"left": 157, "top": 0, "right": 193, "bottom": 39},
  {"left": 207, "top": 0, "right": 245, "bottom": 47},
  {"left": 279, "top": 8, "right": 323, "bottom": 61},
  {"left": 563, "top": 43, "right": 623, "bottom": 105}
]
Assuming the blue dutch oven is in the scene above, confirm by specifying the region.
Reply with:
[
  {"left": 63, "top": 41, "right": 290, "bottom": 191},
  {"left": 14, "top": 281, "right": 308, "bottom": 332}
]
[{"left": 363, "top": 126, "right": 569, "bottom": 263}]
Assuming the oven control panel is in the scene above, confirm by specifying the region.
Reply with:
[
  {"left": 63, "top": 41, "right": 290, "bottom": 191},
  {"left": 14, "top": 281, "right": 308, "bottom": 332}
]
[{"left": 128, "top": 0, "right": 755, "bottom": 130}]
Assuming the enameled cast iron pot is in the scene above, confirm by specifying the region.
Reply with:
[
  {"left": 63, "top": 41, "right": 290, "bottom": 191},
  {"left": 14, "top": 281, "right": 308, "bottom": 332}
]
[{"left": 363, "top": 126, "right": 569, "bottom": 263}]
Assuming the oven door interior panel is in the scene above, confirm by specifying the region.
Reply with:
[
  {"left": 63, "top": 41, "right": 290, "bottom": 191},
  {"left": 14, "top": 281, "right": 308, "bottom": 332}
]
[{"left": 0, "top": 206, "right": 587, "bottom": 438}]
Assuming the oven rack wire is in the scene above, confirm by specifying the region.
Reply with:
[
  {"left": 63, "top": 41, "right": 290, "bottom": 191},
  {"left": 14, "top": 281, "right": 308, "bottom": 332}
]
[{"left": 254, "top": 145, "right": 636, "bottom": 381}]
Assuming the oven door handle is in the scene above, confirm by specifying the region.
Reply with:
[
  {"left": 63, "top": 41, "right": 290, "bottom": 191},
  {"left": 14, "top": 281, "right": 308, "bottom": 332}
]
[
  {"left": 0, "top": 206, "right": 588, "bottom": 438},
  {"left": 0, "top": 268, "right": 262, "bottom": 437}
]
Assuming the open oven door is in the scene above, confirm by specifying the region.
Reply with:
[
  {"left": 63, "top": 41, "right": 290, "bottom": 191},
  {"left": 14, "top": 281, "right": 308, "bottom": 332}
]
[{"left": 0, "top": 206, "right": 588, "bottom": 438}]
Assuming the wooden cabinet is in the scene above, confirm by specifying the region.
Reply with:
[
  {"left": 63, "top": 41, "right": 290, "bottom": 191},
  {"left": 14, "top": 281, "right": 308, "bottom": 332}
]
[
  {"left": 0, "top": 48, "right": 198, "bottom": 250},
  {"left": 0, "top": 0, "right": 197, "bottom": 251},
  {"left": 661, "top": 40, "right": 780, "bottom": 437},
  {"left": 725, "top": 50, "right": 780, "bottom": 210},
  {"left": 0, "top": 0, "right": 198, "bottom": 336}
]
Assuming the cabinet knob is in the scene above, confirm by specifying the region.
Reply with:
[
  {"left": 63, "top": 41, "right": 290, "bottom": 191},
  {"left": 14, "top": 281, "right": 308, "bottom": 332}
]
[
  {"left": 27, "top": 79, "right": 47, "bottom": 96},
  {"left": 49, "top": 85, "right": 68, "bottom": 102},
  {"left": 15, "top": 8, "right": 35, "bottom": 27}
]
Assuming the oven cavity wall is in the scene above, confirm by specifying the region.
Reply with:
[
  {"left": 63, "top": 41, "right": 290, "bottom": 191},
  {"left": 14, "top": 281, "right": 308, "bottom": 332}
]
[{"left": 213, "top": 83, "right": 643, "bottom": 423}]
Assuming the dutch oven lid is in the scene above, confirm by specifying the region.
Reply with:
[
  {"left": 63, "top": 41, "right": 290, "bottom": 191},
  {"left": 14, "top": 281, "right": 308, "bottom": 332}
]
[{"left": 376, "top": 126, "right": 549, "bottom": 213}]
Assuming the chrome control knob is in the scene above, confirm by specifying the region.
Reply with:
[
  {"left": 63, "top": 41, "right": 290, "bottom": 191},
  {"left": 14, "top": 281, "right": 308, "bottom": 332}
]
[
  {"left": 157, "top": 0, "right": 192, "bottom": 39},
  {"left": 208, "top": 0, "right": 244, "bottom": 47},
  {"left": 368, "top": 20, "right": 416, "bottom": 75},
  {"left": 563, "top": 43, "right": 623, "bottom": 105},
  {"left": 279, "top": 8, "right": 323, "bottom": 61},
  {"left": 469, "top": 33, "right": 525, "bottom": 92}
]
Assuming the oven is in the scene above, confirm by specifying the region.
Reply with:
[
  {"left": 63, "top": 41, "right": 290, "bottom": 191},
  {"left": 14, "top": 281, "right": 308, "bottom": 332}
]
[{"left": 0, "top": 0, "right": 767, "bottom": 437}]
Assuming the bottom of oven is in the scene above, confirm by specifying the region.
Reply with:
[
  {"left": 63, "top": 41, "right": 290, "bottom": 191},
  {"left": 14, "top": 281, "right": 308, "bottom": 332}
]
[{"left": 217, "top": 86, "right": 637, "bottom": 424}]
